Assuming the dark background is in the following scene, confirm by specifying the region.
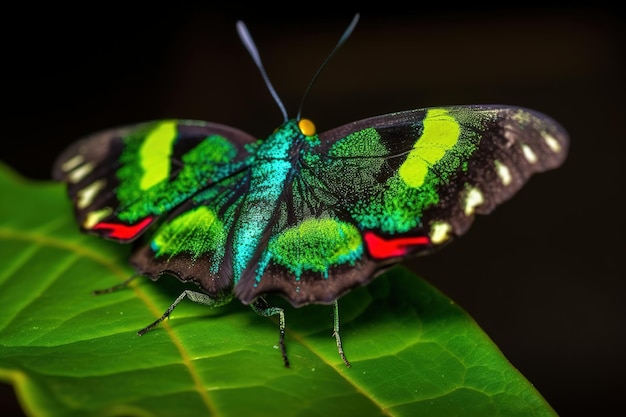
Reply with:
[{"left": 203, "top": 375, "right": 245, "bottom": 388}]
[{"left": 1, "top": 3, "right": 624, "bottom": 416}]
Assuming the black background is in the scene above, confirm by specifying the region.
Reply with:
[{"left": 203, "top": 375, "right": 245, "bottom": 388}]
[{"left": 1, "top": 3, "right": 624, "bottom": 416}]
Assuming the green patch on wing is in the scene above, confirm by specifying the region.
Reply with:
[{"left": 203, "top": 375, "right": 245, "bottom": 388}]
[
  {"left": 114, "top": 121, "right": 240, "bottom": 222},
  {"left": 268, "top": 218, "right": 363, "bottom": 279},
  {"left": 151, "top": 206, "right": 227, "bottom": 260},
  {"left": 349, "top": 108, "right": 482, "bottom": 233},
  {"left": 329, "top": 127, "right": 386, "bottom": 157}
]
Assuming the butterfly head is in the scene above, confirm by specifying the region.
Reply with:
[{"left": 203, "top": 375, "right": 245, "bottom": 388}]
[
  {"left": 297, "top": 118, "right": 316, "bottom": 137},
  {"left": 266, "top": 118, "right": 320, "bottom": 153}
]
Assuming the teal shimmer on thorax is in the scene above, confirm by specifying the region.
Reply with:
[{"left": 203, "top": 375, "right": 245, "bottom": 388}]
[{"left": 231, "top": 120, "right": 304, "bottom": 284}]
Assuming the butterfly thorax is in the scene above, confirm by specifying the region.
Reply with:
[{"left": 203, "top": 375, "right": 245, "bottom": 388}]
[
  {"left": 230, "top": 118, "right": 318, "bottom": 285},
  {"left": 254, "top": 119, "right": 319, "bottom": 160}
]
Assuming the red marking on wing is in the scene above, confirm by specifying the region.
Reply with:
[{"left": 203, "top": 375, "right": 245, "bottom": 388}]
[
  {"left": 364, "top": 231, "right": 430, "bottom": 260},
  {"left": 92, "top": 216, "right": 154, "bottom": 240}
]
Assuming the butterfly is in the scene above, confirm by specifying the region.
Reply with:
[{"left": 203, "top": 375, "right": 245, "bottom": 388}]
[{"left": 52, "top": 14, "right": 569, "bottom": 367}]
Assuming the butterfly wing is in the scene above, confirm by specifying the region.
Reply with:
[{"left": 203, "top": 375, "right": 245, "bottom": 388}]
[
  {"left": 53, "top": 120, "right": 258, "bottom": 243},
  {"left": 314, "top": 105, "right": 569, "bottom": 240},
  {"left": 129, "top": 169, "right": 249, "bottom": 296},
  {"left": 235, "top": 105, "right": 569, "bottom": 306}
]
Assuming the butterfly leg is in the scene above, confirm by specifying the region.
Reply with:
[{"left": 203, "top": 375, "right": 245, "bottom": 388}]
[
  {"left": 250, "top": 297, "right": 289, "bottom": 368},
  {"left": 332, "top": 300, "right": 351, "bottom": 367},
  {"left": 137, "top": 290, "right": 233, "bottom": 336},
  {"left": 92, "top": 274, "right": 140, "bottom": 295}
]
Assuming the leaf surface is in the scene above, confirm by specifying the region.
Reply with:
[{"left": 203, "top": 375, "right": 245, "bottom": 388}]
[{"left": 0, "top": 163, "right": 556, "bottom": 417}]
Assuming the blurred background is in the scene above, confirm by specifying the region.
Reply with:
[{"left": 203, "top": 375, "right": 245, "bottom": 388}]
[{"left": 1, "top": 3, "right": 623, "bottom": 415}]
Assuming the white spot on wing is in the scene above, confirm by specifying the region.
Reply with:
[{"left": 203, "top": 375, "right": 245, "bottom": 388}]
[
  {"left": 77, "top": 179, "right": 106, "bottom": 209},
  {"left": 83, "top": 207, "right": 112, "bottom": 229},
  {"left": 464, "top": 186, "right": 484, "bottom": 216},
  {"left": 67, "top": 162, "right": 95, "bottom": 183},
  {"left": 495, "top": 160, "right": 512, "bottom": 186},
  {"left": 543, "top": 132, "right": 562, "bottom": 153},
  {"left": 430, "top": 221, "right": 452, "bottom": 244},
  {"left": 521, "top": 144, "right": 538, "bottom": 164},
  {"left": 61, "top": 155, "right": 84, "bottom": 172}
]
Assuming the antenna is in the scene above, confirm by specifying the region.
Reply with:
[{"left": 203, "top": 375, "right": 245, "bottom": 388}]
[
  {"left": 237, "top": 13, "right": 360, "bottom": 123},
  {"left": 296, "top": 13, "right": 360, "bottom": 120},
  {"left": 237, "top": 20, "right": 289, "bottom": 122}
]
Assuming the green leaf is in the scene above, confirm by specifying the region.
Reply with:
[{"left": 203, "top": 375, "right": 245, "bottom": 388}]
[{"left": 0, "top": 162, "right": 556, "bottom": 417}]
